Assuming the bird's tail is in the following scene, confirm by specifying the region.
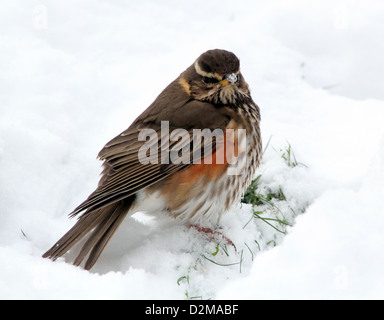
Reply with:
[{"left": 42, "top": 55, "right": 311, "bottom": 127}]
[{"left": 42, "top": 198, "right": 133, "bottom": 270}]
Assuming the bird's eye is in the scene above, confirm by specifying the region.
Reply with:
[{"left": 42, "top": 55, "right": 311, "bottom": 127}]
[{"left": 202, "top": 76, "right": 219, "bottom": 84}]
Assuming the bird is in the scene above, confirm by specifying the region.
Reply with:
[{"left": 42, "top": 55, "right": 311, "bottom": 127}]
[{"left": 42, "top": 49, "right": 262, "bottom": 270}]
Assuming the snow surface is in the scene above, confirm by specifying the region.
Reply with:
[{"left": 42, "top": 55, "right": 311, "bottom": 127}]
[{"left": 1, "top": 0, "right": 384, "bottom": 299}]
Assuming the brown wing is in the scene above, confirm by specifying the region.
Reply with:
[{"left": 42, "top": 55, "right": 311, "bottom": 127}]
[{"left": 70, "top": 80, "right": 230, "bottom": 217}]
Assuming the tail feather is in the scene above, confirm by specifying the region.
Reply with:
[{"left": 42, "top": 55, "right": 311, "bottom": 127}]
[
  {"left": 43, "top": 198, "right": 133, "bottom": 270},
  {"left": 74, "top": 202, "right": 129, "bottom": 269}
]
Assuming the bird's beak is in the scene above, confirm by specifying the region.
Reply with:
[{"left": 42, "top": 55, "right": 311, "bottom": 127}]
[
  {"left": 219, "top": 73, "right": 238, "bottom": 86},
  {"left": 218, "top": 79, "right": 229, "bottom": 86}
]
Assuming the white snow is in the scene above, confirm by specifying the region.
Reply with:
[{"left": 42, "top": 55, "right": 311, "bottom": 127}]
[{"left": 1, "top": 0, "right": 384, "bottom": 299}]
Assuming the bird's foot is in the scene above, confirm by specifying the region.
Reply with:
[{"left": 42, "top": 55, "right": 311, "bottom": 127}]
[{"left": 190, "top": 224, "right": 237, "bottom": 251}]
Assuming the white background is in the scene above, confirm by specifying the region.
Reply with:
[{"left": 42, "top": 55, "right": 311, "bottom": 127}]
[{"left": 1, "top": 0, "right": 383, "bottom": 299}]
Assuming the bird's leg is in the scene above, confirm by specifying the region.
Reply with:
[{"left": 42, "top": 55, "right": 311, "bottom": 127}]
[{"left": 190, "top": 224, "right": 237, "bottom": 251}]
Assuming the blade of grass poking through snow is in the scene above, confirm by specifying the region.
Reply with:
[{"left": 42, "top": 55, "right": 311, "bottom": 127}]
[
  {"left": 177, "top": 275, "right": 189, "bottom": 286},
  {"left": 252, "top": 210, "right": 290, "bottom": 234},
  {"left": 202, "top": 254, "right": 241, "bottom": 267},
  {"left": 263, "top": 135, "right": 273, "bottom": 155},
  {"left": 239, "top": 249, "right": 244, "bottom": 273},
  {"left": 244, "top": 242, "right": 254, "bottom": 261},
  {"left": 211, "top": 243, "right": 220, "bottom": 256},
  {"left": 241, "top": 175, "right": 262, "bottom": 205},
  {"left": 280, "top": 142, "right": 308, "bottom": 168},
  {"left": 221, "top": 244, "right": 230, "bottom": 257},
  {"left": 243, "top": 210, "right": 265, "bottom": 229},
  {"left": 20, "top": 229, "right": 27, "bottom": 238}
]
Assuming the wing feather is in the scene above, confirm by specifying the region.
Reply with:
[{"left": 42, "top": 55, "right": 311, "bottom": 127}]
[{"left": 70, "top": 83, "right": 230, "bottom": 218}]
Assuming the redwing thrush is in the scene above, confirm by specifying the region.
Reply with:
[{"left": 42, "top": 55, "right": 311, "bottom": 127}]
[{"left": 43, "top": 49, "right": 262, "bottom": 270}]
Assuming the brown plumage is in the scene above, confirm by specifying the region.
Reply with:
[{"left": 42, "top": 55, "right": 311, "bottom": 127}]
[{"left": 43, "top": 49, "right": 262, "bottom": 270}]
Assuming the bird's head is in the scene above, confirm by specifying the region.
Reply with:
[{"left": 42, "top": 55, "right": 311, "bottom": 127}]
[{"left": 180, "top": 49, "right": 251, "bottom": 105}]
